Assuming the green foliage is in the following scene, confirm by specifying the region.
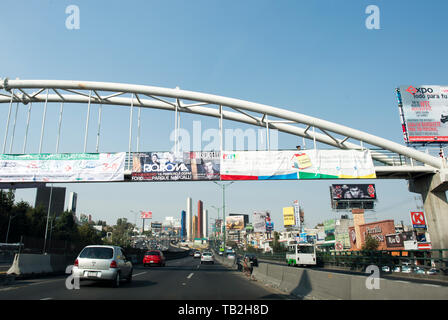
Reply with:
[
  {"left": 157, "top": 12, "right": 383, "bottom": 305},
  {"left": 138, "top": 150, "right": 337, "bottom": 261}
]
[
  {"left": 362, "top": 235, "right": 380, "bottom": 251},
  {"left": 111, "top": 218, "right": 134, "bottom": 248}
]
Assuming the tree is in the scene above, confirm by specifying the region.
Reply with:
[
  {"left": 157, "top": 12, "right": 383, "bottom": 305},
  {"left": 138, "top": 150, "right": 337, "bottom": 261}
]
[{"left": 362, "top": 235, "right": 379, "bottom": 251}]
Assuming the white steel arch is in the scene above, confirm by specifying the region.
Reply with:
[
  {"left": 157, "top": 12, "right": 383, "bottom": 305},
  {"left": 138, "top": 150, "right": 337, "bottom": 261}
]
[{"left": 0, "top": 78, "right": 444, "bottom": 173}]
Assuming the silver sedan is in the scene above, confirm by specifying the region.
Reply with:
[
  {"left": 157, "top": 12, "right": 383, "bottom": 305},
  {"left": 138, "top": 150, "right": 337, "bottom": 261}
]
[{"left": 72, "top": 245, "right": 133, "bottom": 288}]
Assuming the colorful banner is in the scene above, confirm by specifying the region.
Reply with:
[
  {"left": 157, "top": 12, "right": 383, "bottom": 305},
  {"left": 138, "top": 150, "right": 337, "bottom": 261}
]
[
  {"left": 220, "top": 150, "right": 376, "bottom": 180},
  {"left": 0, "top": 153, "right": 125, "bottom": 182},
  {"left": 399, "top": 85, "right": 448, "bottom": 143},
  {"left": 225, "top": 215, "right": 245, "bottom": 231},
  {"left": 131, "top": 151, "right": 220, "bottom": 181},
  {"left": 283, "top": 207, "right": 295, "bottom": 227}
]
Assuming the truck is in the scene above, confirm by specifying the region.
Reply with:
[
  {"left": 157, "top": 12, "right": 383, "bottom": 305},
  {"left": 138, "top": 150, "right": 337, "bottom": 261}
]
[{"left": 286, "top": 243, "right": 317, "bottom": 267}]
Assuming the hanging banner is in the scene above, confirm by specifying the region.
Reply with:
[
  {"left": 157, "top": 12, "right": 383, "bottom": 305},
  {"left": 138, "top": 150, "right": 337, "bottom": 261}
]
[
  {"left": 0, "top": 153, "right": 125, "bottom": 182},
  {"left": 399, "top": 85, "right": 448, "bottom": 143},
  {"left": 220, "top": 150, "right": 376, "bottom": 180},
  {"left": 131, "top": 151, "right": 220, "bottom": 181}
]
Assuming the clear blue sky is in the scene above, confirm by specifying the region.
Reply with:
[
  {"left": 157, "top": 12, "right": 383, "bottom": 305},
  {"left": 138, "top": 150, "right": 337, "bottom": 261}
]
[{"left": 1, "top": 0, "right": 447, "bottom": 229}]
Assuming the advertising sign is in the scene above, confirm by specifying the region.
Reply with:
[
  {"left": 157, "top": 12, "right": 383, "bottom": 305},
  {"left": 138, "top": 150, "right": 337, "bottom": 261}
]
[
  {"left": 0, "top": 153, "right": 125, "bottom": 182},
  {"left": 411, "top": 211, "right": 427, "bottom": 229},
  {"left": 399, "top": 85, "right": 448, "bottom": 143},
  {"left": 140, "top": 211, "right": 152, "bottom": 219},
  {"left": 151, "top": 222, "right": 162, "bottom": 229},
  {"left": 220, "top": 150, "right": 376, "bottom": 180},
  {"left": 225, "top": 215, "right": 245, "bottom": 231},
  {"left": 324, "top": 219, "right": 336, "bottom": 241},
  {"left": 283, "top": 207, "right": 295, "bottom": 227},
  {"left": 386, "top": 234, "right": 404, "bottom": 248},
  {"left": 132, "top": 151, "right": 220, "bottom": 181},
  {"left": 265, "top": 212, "right": 274, "bottom": 232},
  {"left": 253, "top": 212, "right": 267, "bottom": 233},
  {"left": 299, "top": 232, "right": 308, "bottom": 243},
  {"left": 330, "top": 184, "right": 377, "bottom": 200}
]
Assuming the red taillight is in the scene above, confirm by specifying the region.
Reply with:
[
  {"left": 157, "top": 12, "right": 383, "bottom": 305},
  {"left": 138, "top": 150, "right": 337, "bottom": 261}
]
[
  {"left": 74, "top": 259, "right": 79, "bottom": 267},
  {"left": 110, "top": 260, "right": 117, "bottom": 268}
]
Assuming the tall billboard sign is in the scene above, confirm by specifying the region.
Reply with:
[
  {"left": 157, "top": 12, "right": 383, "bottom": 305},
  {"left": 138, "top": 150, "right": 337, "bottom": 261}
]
[
  {"left": 398, "top": 85, "right": 448, "bottom": 144},
  {"left": 410, "top": 211, "right": 427, "bottom": 229},
  {"left": 253, "top": 212, "right": 267, "bottom": 233},
  {"left": 283, "top": 207, "right": 295, "bottom": 227}
]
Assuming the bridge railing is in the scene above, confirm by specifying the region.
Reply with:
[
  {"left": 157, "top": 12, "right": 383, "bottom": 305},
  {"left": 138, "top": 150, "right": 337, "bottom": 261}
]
[{"left": 369, "top": 148, "right": 426, "bottom": 167}]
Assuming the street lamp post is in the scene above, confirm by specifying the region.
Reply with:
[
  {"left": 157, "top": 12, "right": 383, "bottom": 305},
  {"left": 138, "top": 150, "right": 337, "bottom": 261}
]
[
  {"left": 213, "top": 181, "right": 234, "bottom": 251},
  {"left": 5, "top": 214, "right": 17, "bottom": 243}
]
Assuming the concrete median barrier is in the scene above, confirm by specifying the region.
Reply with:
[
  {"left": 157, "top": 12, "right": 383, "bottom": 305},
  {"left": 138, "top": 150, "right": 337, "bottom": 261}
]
[
  {"left": 250, "top": 262, "right": 448, "bottom": 300},
  {"left": 7, "top": 254, "right": 52, "bottom": 276}
]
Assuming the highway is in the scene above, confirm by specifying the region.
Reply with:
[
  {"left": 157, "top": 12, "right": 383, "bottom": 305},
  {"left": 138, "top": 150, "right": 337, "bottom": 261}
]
[{"left": 0, "top": 255, "right": 292, "bottom": 300}]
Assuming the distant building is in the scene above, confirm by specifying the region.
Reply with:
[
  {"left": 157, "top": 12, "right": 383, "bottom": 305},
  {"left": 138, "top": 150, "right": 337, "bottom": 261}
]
[
  {"left": 68, "top": 192, "right": 78, "bottom": 213},
  {"left": 35, "top": 186, "right": 66, "bottom": 218}
]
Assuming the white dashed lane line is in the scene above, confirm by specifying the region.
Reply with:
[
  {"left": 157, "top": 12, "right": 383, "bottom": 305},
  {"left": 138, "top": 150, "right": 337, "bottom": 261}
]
[{"left": 187, "top": 273, "right": 194, "bottom": 279}]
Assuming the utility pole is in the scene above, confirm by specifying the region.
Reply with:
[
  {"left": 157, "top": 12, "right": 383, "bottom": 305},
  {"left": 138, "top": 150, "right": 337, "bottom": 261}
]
[{"left": 213, "top": 181, "right": 234, "bottom": 251}]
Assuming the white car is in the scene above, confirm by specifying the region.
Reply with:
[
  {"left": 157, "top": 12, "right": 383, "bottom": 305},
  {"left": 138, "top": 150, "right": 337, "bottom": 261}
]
[
  {"left": 193, "top": 251, "right": 201, "bottom": 258},
  {"left": 227, "top": 253, "right": 236, "bottom": 259},
  {"left": 72, "top": 245, "right": 133, "bottom": 288},
  {"left": 200, "top": 252, "right": 214, "bottom": 264}
]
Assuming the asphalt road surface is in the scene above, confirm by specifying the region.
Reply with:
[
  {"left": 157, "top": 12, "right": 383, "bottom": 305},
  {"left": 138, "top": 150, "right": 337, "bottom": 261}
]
[{"left": 0, "top": 256, "right": 293, "bottom": 300}]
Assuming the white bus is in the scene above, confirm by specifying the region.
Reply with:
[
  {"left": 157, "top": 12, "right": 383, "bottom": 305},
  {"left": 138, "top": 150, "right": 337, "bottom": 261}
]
[{"left": 286, "top": 243, "right": 317, "bottom": 267}]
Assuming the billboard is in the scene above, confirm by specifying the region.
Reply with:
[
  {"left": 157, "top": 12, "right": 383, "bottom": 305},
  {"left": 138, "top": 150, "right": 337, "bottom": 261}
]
[
  {"left": 330, "top": 184, "right": 377, "bottom": 200},
  {"left": 140, "top": 211, "right": 152, "bottom": 219},
  {"left": 386, "top": 234, "right": 404, "bottom": 248},
  {"left": 410, "top": 211, "right": 427, "bottom": 229},
  {"left": 283, "top": 207, "right": 295, "bottom": 227},
  {"left": 151, "top": 222, "right": 162, "bottom": 229},
  {"left": 253, "top": 212, "right": 267, "bottom": 233},
  {"left": 0, "top": 153, "right": 125, "bottom": 182},
  {"left": 229, "top": 213, "right": 249, "bottom": 226},
  {"left": 398, "top": 85, "right": 448, "bottom": 143},
  {"left": 220, "top": 150, "right": 376, "bottom": 180},
  {"left": 225, "top": 215, "right": 245, "bottom": 231},
  {"left": 324, "top": 219, "right": 336, "bottom": 241},
  {"left": 131, "top": 151, "right": 220, "bottom": 181},
  {"left": 266, "top": 212, "right": 274, "bottom": 232}
]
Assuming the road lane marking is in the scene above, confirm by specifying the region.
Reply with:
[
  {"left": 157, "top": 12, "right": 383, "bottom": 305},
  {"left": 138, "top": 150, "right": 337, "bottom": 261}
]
[
  {"left": 133, "top": 272, "right": 147, "bottom": 277},
  {"left": 187, "top": 273, "right": 194, "bottom": 279},
  {"left": 423, "top": 284, "right": 441, "bottom": 288},
  {"left": 40, "top": 297, "right": 53, "bottom": 300}
]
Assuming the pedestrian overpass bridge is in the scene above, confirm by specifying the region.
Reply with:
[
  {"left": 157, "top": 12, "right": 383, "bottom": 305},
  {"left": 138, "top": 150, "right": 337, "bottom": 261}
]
[{"left": 0, "top": 79, "right": 447, "bottom": 251}]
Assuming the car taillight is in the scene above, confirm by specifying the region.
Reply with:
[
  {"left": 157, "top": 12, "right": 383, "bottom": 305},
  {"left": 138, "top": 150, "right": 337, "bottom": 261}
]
[
  {"left": 110, "top": 260, "right": 117, "bottom": 268},
  {"left": 74, "top": 259, "right": 79, "bottom": 267}
]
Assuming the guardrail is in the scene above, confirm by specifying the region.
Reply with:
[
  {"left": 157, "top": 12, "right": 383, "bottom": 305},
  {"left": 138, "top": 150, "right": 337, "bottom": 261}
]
[
  {"left": 233, "top": 248, "right": 448, "bottom": 275},
  {"left": 319, "top": 249, "right": 448, "bottom": 272}
]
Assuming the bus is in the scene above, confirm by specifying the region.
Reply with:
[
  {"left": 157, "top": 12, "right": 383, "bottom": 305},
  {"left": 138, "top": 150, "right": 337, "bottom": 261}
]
[{"left": 286, "top": 243, "right": 317, "bottom": 267}]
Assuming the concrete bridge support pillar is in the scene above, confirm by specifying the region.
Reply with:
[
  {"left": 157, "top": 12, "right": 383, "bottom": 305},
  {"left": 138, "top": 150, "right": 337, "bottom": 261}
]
[{"left": 409, "top": 171, "right": 448, "bottom": 262}]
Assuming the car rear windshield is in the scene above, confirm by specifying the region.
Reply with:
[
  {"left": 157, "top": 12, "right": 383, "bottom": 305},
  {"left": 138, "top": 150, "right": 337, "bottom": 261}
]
[
  {"left": 202, "top": 252, "right": 212, "bottom": 256},
  {"left": 145, "top": 251, "right": 160, "bottom": 256},
  {"left": 79, "top": 247, "right": 114, "bottom": 259}
]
